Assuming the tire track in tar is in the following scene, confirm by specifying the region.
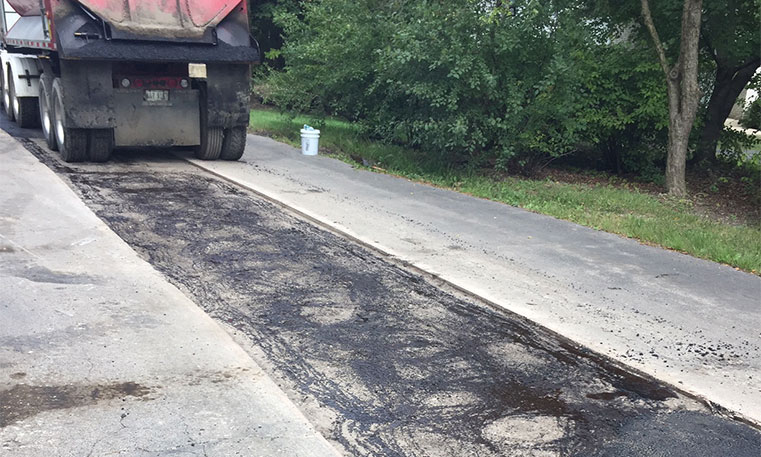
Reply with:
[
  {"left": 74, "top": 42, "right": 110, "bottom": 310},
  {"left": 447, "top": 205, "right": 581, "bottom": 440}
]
[{"left": 18, "top": 140, "right": 761, "bottom": 457}]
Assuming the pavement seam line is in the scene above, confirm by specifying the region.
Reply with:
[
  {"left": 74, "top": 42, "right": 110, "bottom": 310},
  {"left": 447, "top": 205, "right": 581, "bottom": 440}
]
[{"left": 0, "top": 232, "right": 44, "bottom": 261}]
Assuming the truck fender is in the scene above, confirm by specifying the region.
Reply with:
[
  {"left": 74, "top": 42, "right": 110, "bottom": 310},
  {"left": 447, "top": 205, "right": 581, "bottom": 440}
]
[{"left": 3, "top": 54, "right": 42, "bottom": 99}]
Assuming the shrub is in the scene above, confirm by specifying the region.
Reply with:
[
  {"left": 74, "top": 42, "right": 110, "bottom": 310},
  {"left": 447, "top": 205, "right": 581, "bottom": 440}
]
[
  {"left": 742, "top": 98, "right": 761, "bottom": 130},
  {"left": 266, "top": 0, "right": 669, "bottom": 176}
]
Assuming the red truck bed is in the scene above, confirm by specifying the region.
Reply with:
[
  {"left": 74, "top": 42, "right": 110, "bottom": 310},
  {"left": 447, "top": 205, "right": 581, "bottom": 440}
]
[
  {"left": 5, "top": 0, "right": 39, "bottom": 16},
  {"left": 3, "top": 0, "right": 256, "bottom": 63},
  {"left": 8, "top": 0, "right": 242, "bottom": 38}
]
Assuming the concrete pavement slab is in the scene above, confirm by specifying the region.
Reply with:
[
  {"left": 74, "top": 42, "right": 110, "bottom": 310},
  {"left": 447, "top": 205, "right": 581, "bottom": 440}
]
[
  {"left": 188, "top": 134, "right": 761, "bottom": 425},
  {"left": 0, "top": 132, "right": 341, "bottom": 456}
]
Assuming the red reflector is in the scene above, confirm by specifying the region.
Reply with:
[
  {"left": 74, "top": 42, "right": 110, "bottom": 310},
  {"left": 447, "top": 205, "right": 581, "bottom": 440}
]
[{"left": 114, "top": 76, "right": 189, "bottom": 90}]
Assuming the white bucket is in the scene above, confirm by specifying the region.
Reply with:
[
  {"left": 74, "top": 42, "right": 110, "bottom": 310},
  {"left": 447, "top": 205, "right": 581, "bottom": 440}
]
[{"left": 300, "top": 129, "right": 320, "bottom": 156}]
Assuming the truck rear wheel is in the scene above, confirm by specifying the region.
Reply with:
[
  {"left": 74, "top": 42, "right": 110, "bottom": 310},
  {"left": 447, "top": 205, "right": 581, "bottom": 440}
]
[
  {"left": 0, "top": 67, "right": 5, "bottom": 111},
  {"left": 4, "top": 67, "right": 14, "bottom": 122},
  {"left": 88, "top": 129, "right": 113, "bottom": 162},
  {"left": 8, "top": 70, "right": 39, "bottom": 128},
  {"left": 52, "top": 79, "right": 87, "bottom": 162},
  {"left": 220, "top": 127, "right": 247, "bottom": 161},
  {"left": 194, "top": 127, "right": 224, "bottom": 160},
  {"left": 39, "top": 77, "right": 57, "bottom": 150},
  {"left": 15, "top": 98, "right": 39, "bottom": 128}
]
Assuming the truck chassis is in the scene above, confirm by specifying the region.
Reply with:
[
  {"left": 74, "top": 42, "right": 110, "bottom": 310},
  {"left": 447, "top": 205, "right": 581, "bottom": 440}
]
[{"left": 0, "top": 0, "right": 258, "bottom": 162}]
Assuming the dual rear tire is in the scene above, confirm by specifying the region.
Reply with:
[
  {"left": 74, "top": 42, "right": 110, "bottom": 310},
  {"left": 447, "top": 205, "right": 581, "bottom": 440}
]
[
  {"left": 220, "top": 127, "right": 247, "bottom": 161},
  {"left": 43, "top": 78, "right": 112, "bottom": 163},
  {"left": 39, "top": 76, "right": 57, "bottom": 151},
  {"left": 0, "top": 67, "right": 112, "bottom": 163},
  {"left": 194, "top": 126, "right": 247, "bottom": 161},
  {"left": 3, "top": 66, "right": 39, "bottom": 128}
]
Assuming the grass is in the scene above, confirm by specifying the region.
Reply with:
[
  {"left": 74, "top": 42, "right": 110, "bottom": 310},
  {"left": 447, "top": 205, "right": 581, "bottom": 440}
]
[{"left": 250, "top": 109, "right": 761, "bottom": 274}]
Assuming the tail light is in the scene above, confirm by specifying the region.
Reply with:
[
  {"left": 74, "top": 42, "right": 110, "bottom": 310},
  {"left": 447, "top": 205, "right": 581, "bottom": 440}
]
[{"left": 114, "top": 77, "right": 191, "bottom": 90}]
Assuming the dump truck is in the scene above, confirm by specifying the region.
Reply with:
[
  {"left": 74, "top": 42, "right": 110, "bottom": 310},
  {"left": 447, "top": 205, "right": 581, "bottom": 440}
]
[{"left": 0, "top": 0, "right": 259, "bottom": 162}]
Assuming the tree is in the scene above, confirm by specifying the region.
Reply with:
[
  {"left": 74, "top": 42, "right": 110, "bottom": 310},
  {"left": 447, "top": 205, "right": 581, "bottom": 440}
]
[
  {"left": 268, "top": 0, "right": 672, "bottom": 176},
  {"left": 693, "top": 0, "right": 760, "bottom": 164},
  {"left": 641, "top": 0, "right": 703, "bottom": 196},
  {"left": 248, "top": 0, "right": 304, "bottom": 69}
]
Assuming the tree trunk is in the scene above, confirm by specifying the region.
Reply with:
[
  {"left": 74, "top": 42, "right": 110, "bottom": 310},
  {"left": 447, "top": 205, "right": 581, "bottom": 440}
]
[
  {"left": 694, "top": 58, "right": 760, "bottom": 164},
  {"left": 641, "top": 0, "right": 703, "bottom": 197},
  {"left": 666, "top": 110, "right": 689, "bottom": 194}
]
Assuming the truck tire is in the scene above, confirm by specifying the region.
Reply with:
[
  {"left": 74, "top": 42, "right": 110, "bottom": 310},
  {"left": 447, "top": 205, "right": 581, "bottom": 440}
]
[
  {"left": 4, "top": 67, "right": 14, "bottom": 122},
  {"left": 194, "top": 127, "right": 223, "bottom": 160},
  {"left": 15, "top": 98, "right": 39, "bottom": 128},
  {"left": 220, "top": 127, "right": 247, "bottom": 161},
  {"left": 88, "top": 129, "right": 113, "bottom": 162},
  {"left": 10, "top": 69, "right": 39, "bottom": 128},
  {"left": 0, "top": 67, "right": 5, "bottom": 111},
  {"left": 52, "top": 79, "right": 87, "bottom": 162},
  {"left": 39, "top": 76, "right": 58, "bottom": 151},
  {"left": 11, "top": 83, "right": 40, "bottom": 129}
]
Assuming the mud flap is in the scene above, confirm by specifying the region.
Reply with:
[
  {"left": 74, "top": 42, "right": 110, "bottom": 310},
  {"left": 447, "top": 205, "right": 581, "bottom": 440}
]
[
  {"left": 205, "top": 63, "right": 250, "bottom": 130},
  {"left": 59, "top": 60, "right": 114, "bottom": 130}
]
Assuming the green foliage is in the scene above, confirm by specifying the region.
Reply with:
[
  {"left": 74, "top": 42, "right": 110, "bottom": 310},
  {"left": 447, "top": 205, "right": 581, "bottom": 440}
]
[
  {"left": 699, "top": 0, "right": 761, "bottom": 164},
  {"left": 571, "top": 42, "right": 668, "bottom": 176},
  {"left": 262, "top": 0, "right": 390, "bottom": 120},
  {"left": 742, "top": 99, "right": 761, "bottom": 130},
  {"left": 575, "top": 0, "right": 761, "bottom": 172},
  {"left": 702, "top": 0, "right": 760, "bottom": 69},
  {"left": 248, "top": 0, "right": 304, "bottom": 69},
  {"left": 264, "top": 0, "right": 669, "bottom": 176}
]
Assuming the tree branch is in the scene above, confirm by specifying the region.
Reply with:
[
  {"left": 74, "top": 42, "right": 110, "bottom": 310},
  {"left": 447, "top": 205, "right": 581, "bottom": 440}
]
[
  {"left": 736, "top": 56, "right": 761, "bottom": 75},
  {"left": 700, "top": 30, "right": 718, "bottom": 63},
  {"left": 641, "top": 0, "right": 671, "bottom": 78}
]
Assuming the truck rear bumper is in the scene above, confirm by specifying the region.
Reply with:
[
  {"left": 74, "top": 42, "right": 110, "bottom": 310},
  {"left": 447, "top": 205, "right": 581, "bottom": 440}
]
[
  {"left": 58, "top": 40, "right": 259, "bottom": 65},
  {"left": 58, "top": 60, "right": 249, "bottom": 139},
  {"left": 113, "top": 89, "right": 201, "bottom": 147}
]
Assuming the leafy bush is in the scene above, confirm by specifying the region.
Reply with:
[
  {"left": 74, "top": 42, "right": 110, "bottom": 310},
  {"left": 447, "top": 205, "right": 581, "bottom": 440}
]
[
  {"left": 742, "top": 98, "right": 761, "bottom": 130},
  {"left": 264, "top": 0, "right": 669, "bottom": 176}
]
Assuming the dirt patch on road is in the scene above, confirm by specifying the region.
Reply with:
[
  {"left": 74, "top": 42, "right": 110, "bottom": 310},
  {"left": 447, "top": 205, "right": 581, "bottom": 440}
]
[{"left": 0, "top": 382, "right": 152, "bottom": 428}]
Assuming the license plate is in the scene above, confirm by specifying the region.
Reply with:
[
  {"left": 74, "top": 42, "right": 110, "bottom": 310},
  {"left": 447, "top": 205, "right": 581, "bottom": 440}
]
[{"left": 144, "top": 89, "right": 169, "bottom": 103}]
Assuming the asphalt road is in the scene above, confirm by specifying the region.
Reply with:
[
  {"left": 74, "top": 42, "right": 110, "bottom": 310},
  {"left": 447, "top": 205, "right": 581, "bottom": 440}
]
[
  {"left": 190, "top": 134, "right": 761, "bottom": 423},
  {"left": 4, "top": 119, "right": 761, "bottom": 456}
]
